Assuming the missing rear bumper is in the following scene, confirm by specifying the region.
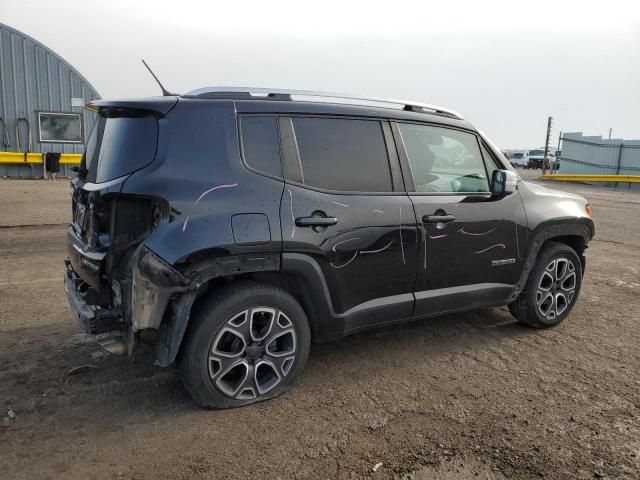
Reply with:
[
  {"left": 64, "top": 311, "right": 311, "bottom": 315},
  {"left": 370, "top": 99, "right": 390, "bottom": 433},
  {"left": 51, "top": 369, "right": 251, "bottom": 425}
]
[{"left": 64, "top": 259, "right": 122, "bottom": 334}]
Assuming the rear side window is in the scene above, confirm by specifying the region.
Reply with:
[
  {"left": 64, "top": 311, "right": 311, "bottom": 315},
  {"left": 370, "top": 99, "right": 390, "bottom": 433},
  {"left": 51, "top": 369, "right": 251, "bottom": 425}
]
[
  {"left": 239, "top": 116, "right": 282, "bottom": 178},
  {"left": 291, "top": 117, "right": 392, "bottom": 192},
  {"left": 83, "top": 113, "right": 158, "bottom": 183}
]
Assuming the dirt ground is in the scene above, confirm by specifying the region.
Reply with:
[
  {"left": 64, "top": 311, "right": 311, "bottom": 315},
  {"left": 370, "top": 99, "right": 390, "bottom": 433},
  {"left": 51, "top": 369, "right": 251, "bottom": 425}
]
[{"left": 1, "top": 172, "right": 639, "bottom": 480}]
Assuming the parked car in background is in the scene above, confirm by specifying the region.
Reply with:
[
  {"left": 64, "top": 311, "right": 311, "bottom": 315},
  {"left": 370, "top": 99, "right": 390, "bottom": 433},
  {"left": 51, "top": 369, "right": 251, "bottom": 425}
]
[
  {"left": 64, "top": 88, "right": 594, "bottom": 409},
  {"left": 509, "top": 152, "right": 526, "bottom": 167}
]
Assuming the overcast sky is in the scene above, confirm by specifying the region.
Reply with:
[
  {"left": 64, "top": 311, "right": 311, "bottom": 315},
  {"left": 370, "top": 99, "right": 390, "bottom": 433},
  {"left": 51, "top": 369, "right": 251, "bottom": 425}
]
[{"left": 3, "top": 0, "right": 640, "bottom": 148}]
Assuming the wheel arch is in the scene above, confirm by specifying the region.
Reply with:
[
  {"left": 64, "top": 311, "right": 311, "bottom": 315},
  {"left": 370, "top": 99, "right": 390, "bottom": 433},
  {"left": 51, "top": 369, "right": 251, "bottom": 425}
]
[
  {"left": 153, "top": 252, "right": 280, "bottom": 367},
  {"left": 546, "top": 234, "right": 586, "bottom": 268},
  {"left": 510, "top": 219, "right": 593, "bottom": 302},
  {"left": 154, "top": 252, "right": 335, "bottom": 367}
]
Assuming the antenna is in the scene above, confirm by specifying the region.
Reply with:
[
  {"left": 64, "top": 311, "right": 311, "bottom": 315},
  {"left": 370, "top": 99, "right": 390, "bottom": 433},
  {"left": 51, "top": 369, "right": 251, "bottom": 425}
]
[{"left": 141, "top": 59, "right": 177, "bottom": 96}]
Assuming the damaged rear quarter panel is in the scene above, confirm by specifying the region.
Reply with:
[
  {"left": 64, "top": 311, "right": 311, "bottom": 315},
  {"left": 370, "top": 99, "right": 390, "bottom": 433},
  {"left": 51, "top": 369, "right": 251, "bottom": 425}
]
[
  {"left": 120, "top": 98, "right": 284, "bottom": 266},
  {"left": 118, "top": 99, "right": 284, "bottom": 352}
]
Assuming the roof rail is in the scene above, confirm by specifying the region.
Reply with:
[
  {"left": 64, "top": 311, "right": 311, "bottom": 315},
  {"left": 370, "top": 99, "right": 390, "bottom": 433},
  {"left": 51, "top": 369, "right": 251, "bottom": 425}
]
[{"left": 182, "top": 87, "right": 463, "bottom": 119}]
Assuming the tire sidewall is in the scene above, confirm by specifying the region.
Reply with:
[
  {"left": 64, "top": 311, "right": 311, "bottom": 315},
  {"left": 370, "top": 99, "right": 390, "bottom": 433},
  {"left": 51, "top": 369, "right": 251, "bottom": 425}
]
[
  {"left": 181, "top": 285, "right": 311, "bottom": 409},
  {"left": 526, "top": 243, "right": 583, "bottom": 327}
]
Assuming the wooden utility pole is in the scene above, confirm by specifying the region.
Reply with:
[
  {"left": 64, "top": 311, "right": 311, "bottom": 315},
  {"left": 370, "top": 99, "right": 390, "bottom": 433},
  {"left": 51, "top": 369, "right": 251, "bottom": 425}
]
[{"left": 543, "top": 116, "right": 553, "bottom": 175}]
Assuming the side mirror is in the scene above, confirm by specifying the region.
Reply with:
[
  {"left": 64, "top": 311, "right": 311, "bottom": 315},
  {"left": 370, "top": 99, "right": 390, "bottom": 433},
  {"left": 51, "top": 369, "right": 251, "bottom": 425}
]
[{"left": 491, "top": 169, "right": 517, "bottom": 196}]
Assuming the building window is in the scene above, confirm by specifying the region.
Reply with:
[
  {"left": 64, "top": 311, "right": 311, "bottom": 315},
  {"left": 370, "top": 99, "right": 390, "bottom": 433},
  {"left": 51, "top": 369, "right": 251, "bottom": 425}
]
[{"left": 38, "top": 112, "right": 83, "bottom": 143}]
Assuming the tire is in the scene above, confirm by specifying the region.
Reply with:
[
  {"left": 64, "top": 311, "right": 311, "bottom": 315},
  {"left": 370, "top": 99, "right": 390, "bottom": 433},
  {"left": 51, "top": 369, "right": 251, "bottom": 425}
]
[
  {"left": 178, "top": 281, "right": 311, "bottom": 409},
  {"left": 509, "top": 242, "right": 583, "bottom": 328}
]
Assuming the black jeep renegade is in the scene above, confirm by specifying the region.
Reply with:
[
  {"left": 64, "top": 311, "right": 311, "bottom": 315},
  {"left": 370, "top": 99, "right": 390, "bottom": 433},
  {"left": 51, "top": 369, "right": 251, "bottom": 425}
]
[{"left": 65, "top": 88, "right": 594, "bottom": 408}]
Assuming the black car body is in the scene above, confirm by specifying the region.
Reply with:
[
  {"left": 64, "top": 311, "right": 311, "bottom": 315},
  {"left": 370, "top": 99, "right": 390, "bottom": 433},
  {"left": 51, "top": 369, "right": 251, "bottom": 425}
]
[{"left": 65, "top": 89, "right": 594, "bottom": 407}]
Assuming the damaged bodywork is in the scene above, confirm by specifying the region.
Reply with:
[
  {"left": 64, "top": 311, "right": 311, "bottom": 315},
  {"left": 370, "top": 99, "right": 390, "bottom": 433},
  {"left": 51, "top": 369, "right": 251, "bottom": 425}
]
[{"left": 64, "top": 91, "right": 594, "bottom": 385}]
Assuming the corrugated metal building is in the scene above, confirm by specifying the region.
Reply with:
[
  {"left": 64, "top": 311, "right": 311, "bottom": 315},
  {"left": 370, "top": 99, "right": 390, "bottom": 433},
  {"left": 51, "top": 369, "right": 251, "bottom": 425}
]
[
  {"left": 0, "top": 22, "right": 100, "bottom": 177},
  {"left": 560, "top": 132, "right": 640, "bottom": 189}
]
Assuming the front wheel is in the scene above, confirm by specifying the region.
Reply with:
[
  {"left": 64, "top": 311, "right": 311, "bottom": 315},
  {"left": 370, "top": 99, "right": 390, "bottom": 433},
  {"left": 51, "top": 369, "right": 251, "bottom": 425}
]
[
  {"left": 179, "top": 281, "right": 311, "bottom": 409},
  {"left": 509, "top": 242, "right": 583, "bottom": 328}
]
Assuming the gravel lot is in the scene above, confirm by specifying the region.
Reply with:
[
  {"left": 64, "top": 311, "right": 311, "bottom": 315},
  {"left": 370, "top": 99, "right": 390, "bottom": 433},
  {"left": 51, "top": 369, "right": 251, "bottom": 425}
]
[{"left": 1, "top": 171, "right": 639, "bottom": 479}]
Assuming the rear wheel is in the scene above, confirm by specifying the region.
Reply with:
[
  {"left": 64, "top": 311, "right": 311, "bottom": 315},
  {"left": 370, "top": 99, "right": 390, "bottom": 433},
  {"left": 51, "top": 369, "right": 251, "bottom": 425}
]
[
  {"left": 509, "top": 242, "right": 582, "bottom": 328},
  {"left": 179, "top": 281, "right": 311, "bottom": 409}
]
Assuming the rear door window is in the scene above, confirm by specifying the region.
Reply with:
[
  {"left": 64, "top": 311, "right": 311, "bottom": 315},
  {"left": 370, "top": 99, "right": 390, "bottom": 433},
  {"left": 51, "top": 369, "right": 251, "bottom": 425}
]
[
  {"left": 397, "top": 123, "right": 489, "bottom": 193},
  {"left": 83, "top": 113, "right": 158, "bottom": 183},
  {"left": 239, "top": 116, "right": 282, "bottom": 178},
  {"left": 291, "top": 117, "right": 393, "bottom": 192}
]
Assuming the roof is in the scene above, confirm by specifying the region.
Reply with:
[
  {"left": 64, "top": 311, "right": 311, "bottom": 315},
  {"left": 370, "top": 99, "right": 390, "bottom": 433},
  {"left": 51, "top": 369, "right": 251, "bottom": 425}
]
[
  {"left": 182, "top": 86, "right": 463, "bottom": 120},
  {"left": 84, "top": 95, "right": 473, "bottom": 132}
]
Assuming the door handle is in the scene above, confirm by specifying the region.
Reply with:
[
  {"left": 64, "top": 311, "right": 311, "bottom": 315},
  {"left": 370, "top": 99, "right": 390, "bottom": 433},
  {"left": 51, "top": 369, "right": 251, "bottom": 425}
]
[
  {"left": 422, "top": 214, "right": 455, "bottom": 224},
  {"left": 295, "top": 216, "right": 338, "bottom": 227}
]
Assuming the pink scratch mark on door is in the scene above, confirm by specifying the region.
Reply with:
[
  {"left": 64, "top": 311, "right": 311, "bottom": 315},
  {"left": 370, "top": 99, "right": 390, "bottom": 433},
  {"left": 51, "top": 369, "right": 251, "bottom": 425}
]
[
  {"left": 458, "top": 227, "right": 497, "bottom": 236},
  {"left": 421, "top": 225, "right": 427, "bottom": 270},
  {"left": 429, "top": 234, "right": 447, "bottom": 240},
  {"left": 330, "top": 251, "right": 358, "bottom": 269},
  {"left": 399, "top": 205, "right": 405, "bottom": 264},
  {"left": 331, "top": 201, "right": 351, "bottom": 208},
  {"left": 288, "top": 189, "right": 296, "bottom": 239},
  {"left": 182, "top": 216, "right": 190, "bottom": 232},
  {"left": 372, "top": 209, "right": 384, "bottom": 214},
  {"left": 194, "top": 183, "right": 239, "bottom": 205},
  {"left": 331, "top": 238, "right": 361, "bottom": 252},
  {"left": 360, "top": 239, "right": 393, "bottom": 255},
  {"left": 474, "top": 244, "right": 506, "bottom": 254}
]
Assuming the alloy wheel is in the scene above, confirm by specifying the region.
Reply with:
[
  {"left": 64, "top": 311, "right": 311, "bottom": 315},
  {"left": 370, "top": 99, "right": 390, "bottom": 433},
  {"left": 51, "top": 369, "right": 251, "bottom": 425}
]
[
  {"left": 208, "top": 307, "right": 297, "bottom": 400},
  {"left": 536, "top": 257, "right": 577, "bottom": 320}
]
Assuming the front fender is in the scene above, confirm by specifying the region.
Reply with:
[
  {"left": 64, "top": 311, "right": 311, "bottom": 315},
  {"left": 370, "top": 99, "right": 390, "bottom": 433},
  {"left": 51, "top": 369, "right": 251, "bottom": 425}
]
[{"left": 510, "top": 218, "right": 594, "bottom": 300}]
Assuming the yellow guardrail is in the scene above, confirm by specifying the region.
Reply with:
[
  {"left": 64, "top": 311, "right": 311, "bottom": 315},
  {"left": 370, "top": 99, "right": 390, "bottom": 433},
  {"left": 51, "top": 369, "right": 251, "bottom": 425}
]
[
  {"left": 0, "top": 151, "right": 82, "bottom": 165},
  {"left": 59, "top": 154, "right": 82, "bottom": 165},
  {"left": 540, "top": 174, "right": 640, "bottom": 184}
]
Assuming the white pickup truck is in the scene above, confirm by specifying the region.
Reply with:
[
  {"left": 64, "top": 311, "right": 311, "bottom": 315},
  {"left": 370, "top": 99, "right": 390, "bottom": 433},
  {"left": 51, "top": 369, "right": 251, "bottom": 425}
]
[{"left": 525, "top": 149, "right": 557, "bottom": 170}]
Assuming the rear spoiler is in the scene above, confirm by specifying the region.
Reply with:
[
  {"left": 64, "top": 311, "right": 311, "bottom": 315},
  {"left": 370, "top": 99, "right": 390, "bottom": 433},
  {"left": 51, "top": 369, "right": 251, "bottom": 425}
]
[{"left": 85, "top": 97, "right": 179, "bottom": 116}]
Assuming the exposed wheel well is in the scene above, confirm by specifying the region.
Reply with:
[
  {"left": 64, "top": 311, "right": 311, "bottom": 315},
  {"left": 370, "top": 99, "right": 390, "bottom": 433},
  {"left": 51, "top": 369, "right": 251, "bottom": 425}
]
[
  {"left": 541, "top": 235, "right": 586, "bottom": 271},
  {"left": 187, "top": 271, "right": 320, "bottom": 341}
]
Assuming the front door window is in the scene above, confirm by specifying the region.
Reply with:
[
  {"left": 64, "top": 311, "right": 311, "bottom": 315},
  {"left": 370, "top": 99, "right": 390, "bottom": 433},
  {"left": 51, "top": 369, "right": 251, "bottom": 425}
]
[{"left": 397, "top": 123, "right": 490, "bottom": 193}]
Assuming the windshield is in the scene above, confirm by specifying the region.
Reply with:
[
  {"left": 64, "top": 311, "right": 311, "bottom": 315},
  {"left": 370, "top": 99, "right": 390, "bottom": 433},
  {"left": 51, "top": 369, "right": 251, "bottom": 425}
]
[
  {"left": 512, "top": 153, "right": 524, "bottom": 159},
  {"left": 528, "top": 150, "right": 544, "bottom": 156},
  {"left": 82, "top": 112, "right": 158, "bottom": 183}
]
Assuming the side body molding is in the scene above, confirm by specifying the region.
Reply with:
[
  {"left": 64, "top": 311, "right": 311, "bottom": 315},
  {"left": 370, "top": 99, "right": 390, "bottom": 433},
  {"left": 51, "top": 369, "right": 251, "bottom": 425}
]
[{"left": 280, "top": 253, "right": 415, "bottom": 340}]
